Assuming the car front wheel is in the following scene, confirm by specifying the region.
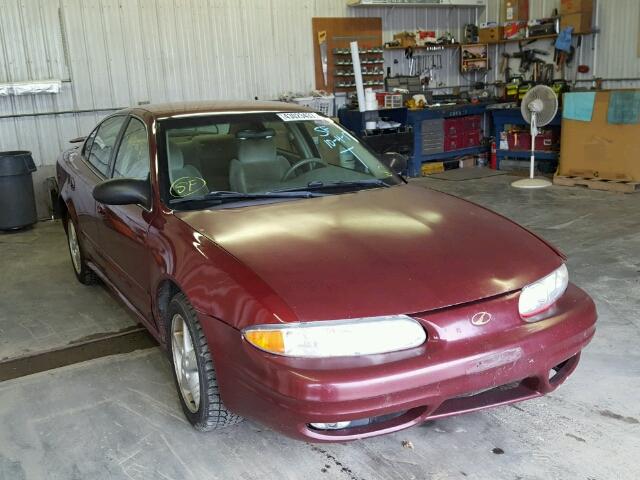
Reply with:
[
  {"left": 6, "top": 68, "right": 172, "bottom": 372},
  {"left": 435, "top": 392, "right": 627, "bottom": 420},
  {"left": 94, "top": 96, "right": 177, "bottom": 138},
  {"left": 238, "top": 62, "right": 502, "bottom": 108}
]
[{"left": 167, "top": 292, "right": 243, "bottom": 431}]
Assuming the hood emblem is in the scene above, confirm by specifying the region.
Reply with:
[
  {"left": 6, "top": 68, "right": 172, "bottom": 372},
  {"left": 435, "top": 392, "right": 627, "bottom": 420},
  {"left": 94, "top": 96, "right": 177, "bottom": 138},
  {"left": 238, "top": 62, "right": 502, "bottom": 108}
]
[{"left": 471, "top": 312, "right": 492, "bottom": 326}]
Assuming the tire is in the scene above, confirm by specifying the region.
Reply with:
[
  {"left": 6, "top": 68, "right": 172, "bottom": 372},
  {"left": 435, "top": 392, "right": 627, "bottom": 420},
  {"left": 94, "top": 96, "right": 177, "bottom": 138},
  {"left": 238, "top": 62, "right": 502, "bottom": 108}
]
[
  {"left": 65, "top": 215, "right": 98, "bottom": 285},
  {"left": 167, "top": 292, "right": 243, "bottom": 431}
]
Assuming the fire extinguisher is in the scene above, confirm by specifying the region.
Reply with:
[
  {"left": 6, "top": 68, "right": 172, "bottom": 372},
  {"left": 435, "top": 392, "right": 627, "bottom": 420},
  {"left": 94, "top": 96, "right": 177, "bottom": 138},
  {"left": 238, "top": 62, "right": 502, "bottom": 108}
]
[{"left": 490, "top": 140, "right": 497, "bottom": 170}]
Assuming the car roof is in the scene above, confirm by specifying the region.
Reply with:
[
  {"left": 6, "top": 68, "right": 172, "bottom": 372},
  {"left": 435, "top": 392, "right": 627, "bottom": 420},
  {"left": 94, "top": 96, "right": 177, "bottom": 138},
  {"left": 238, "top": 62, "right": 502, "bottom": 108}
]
[{"left": 126, "top": 100, "right": 315, "bottom": 119}]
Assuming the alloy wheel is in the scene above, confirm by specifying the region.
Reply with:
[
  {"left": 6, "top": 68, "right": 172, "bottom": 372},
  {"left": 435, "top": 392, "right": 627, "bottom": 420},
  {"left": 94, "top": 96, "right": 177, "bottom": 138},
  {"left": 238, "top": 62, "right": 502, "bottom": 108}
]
[
  {"left": 68, "top": 221, "right": 82, "bottom": 274},
  {"left": 171, "top": 314, "right": 201, "bottom": 413}
]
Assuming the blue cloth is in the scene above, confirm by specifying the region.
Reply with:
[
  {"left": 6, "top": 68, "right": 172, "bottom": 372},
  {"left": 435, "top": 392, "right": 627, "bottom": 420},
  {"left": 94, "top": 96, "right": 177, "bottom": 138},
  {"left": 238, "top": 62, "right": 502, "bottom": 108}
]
[
  {"left": 607, "top": 91, "right": 640, "bottom": 124},
  {"left": 563, "top": 92, "right": 596, "bottom": 122},
  {"left": 554, "top": 27, "right": 573, "bottom": 52}
]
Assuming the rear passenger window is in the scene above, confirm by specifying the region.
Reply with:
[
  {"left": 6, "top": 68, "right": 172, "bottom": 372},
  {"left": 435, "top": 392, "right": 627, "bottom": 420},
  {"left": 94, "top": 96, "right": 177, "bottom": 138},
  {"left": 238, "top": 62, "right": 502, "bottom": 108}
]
[
  {"left": 87, "top": 116, "right": 126, "bottom": 176},
  {"left": 112, "top": 118, "right": 150, "bottom": 180}
]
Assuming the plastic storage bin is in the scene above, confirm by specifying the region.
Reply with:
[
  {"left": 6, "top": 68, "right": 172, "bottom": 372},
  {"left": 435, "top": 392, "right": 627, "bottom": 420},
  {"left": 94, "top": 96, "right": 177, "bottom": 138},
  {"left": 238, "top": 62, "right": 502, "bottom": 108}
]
[
  {"left": 0, "top": 150, "right": 38, "bottom": 230},
  {"left": 292, "top": 96, "right": 335, "bottom": 116}
]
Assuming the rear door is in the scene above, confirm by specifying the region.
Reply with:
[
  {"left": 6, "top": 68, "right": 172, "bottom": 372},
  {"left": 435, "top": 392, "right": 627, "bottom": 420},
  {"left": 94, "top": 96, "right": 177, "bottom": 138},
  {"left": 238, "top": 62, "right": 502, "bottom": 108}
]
[
  {"left": 94, "top": 116, "right": 154, "bottom": 320},
  {"left": 67, "top": 116, "right": 127, "bottom": 260}
]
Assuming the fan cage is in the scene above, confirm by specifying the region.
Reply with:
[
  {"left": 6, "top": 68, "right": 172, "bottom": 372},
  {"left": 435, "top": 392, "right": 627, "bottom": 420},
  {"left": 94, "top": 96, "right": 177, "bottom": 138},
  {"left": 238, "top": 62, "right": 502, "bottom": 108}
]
[{"left": 521, "top": 85, "right": 558, "bottom": 126}]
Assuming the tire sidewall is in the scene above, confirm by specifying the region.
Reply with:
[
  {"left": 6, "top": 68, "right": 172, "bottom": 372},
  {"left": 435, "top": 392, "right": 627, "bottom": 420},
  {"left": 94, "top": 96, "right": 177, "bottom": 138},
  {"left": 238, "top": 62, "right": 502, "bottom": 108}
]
[
  {"left": 167, "top": 296, "right": 209, "bottom": 427},
  {"left": 65, "top": 215, "right": 91, "bottom": 283}
]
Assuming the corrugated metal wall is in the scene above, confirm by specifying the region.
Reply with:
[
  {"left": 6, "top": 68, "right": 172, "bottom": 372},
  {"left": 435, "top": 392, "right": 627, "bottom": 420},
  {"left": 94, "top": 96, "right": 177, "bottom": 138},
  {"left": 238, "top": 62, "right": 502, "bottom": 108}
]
[{"left": 0, "top": 0, "right": 638, "bottom": 215}]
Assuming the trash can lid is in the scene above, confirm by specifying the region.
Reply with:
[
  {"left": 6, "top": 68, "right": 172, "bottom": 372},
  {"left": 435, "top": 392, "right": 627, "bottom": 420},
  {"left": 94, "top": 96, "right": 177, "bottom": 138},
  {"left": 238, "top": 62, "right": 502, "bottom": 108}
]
[{"left": 0, "top": 151, "right": 37, "bottom": 177}]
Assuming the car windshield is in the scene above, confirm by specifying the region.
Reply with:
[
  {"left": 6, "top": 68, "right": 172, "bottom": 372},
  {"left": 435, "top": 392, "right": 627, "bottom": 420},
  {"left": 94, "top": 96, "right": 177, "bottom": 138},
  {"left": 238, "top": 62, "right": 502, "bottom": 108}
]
[{"left": 157, "top": 112, "right": 401, "bottom": 208}]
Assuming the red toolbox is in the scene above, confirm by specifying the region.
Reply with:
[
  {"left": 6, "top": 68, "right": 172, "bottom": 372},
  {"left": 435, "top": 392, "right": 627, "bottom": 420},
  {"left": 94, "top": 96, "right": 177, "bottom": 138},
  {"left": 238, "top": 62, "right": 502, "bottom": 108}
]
[
  {"left": 507, "top": 129, "right": 558, "bottom": 151},
  {"left": 507, "top": 131, "right": 531, "bottom": 150},
  {"left": 466, "top": 130, "right": 482, "bottom": 147},
  {"left": 444, "top": 135, "right": 462, "bottom": 151},
  {"left": 444, "top": 118, "right": 464, "bottom": 136},
  {"left": 535, "top": 129, "right": 558, "bottom": 151},
  {"left": 463, "top": 115, "right": 482, "bottom": 132}
]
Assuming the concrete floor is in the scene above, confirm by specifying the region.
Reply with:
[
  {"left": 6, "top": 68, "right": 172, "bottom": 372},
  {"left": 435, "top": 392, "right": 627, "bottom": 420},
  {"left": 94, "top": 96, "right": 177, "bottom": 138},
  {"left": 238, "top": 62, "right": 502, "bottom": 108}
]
[
  {"left": 1, "top": 174, "right": 639, "bottom": 479},
  {"left": 0, "top": 221, "right": 136, "bottom": 360}
]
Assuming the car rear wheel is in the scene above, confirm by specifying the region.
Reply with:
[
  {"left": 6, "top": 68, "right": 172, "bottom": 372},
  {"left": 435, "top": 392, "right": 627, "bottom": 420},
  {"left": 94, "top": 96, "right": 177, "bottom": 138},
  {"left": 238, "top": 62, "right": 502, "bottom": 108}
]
[
  {"left": 167, "top": 292, "right": 243, "bottom": 431},
  {"left": 65, "top": 216, "right": 97, "bottom": 285}
]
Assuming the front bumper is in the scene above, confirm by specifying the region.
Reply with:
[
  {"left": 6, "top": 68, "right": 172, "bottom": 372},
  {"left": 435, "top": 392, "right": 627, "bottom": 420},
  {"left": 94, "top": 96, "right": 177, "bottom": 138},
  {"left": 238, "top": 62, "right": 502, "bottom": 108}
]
[{"left": 200, "top": 283, "right": 596, "bottom": 442}]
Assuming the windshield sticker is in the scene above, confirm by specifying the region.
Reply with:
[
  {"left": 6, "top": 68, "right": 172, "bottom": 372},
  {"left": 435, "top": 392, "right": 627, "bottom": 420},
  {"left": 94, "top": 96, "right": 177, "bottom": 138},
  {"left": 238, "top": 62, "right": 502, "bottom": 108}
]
[
  {"left": 170, "top": 176, "right": 207, "bottom": 197},
  {"left": 277, "top": 112, "right": 325, "bottom": 122}
]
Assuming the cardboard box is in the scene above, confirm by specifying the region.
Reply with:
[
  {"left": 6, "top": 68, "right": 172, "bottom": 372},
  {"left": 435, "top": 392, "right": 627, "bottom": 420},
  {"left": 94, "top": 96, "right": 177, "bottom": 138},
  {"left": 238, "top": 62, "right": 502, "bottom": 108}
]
[
  {"left": 459, "top": 157, "right": 476, "bottom": 168},
  {"left": 560, "top": 0, "right": 593, "bottom": 14},
  {"left": 501, "top": 0, "right": 529, "bottom": 22},
  {"left": 503, "top": 22, "right": 527, "bottom": 40},
  {"left": 559, "top": 90, "right": 640, "bottom": 181},
  {"left": 393, "top": 32, "right": 416, "bottom": 48},
  {"left": 560, "top": 12, "right": 592, "bottom": 34},
  {"left": 479, "top": 26, "right": 504, "bottom": 44}
]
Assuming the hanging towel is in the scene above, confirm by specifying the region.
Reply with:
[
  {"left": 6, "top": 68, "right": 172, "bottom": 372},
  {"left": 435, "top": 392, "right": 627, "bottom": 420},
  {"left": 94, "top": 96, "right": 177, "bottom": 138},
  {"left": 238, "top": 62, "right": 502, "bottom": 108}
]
[
  {"left": 554, "top": 27, "right": 573, "bottom": 52},
  {"left": 563, "top": 92, "right": 596, "bottom": 122},
  {"left": 607, "top": 91, "right": 640, "bottom": 124}
]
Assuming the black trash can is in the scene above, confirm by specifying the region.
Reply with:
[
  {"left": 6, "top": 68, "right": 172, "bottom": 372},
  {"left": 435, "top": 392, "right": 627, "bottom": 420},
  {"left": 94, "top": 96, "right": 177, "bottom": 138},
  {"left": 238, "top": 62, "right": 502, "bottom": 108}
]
[{"left": 0, "top": 151, "right": 38, "bottom": 230}]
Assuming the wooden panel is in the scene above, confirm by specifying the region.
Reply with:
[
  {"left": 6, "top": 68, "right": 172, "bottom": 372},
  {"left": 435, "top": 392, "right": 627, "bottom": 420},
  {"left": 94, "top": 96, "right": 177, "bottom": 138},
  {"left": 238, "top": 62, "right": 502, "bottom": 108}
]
[
  {"left": 558, "top": 90, "right": 640, "bottom": 181},
  {"left": 312, "top": 17, "right": 382, "bottom": 93}
]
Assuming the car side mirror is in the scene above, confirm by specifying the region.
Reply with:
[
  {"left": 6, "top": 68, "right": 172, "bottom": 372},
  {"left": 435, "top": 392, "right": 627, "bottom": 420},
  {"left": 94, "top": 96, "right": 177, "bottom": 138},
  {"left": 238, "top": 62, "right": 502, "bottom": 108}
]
[
  {"left": 93, "top": 178, "right": 150, "bottom": 206},
  {"left": 380, "top": 152, "right": 408, "bottom": 176}
]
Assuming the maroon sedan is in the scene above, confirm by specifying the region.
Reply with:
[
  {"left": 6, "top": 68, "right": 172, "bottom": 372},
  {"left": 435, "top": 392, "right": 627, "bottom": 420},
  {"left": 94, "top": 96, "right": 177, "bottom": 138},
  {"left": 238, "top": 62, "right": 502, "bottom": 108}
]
[{"left": 57, "top": 101, "right": 596, "bottom": 441}]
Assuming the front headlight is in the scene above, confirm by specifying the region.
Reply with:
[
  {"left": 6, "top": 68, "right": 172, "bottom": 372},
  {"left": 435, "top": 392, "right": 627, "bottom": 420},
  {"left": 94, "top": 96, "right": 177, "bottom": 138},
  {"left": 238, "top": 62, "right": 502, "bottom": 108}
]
[
  {"left": 518, "top": 264, "right": 569, "bottom": 320},
  {"left": 242, "top": 315, "right": 426, "bottom": 357}
]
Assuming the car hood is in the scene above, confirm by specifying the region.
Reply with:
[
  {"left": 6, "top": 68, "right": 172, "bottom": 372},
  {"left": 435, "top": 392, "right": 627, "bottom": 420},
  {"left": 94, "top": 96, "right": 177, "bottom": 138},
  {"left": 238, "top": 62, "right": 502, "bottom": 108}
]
[{"left": 175, "top": 184, "right": 562, "bottom": 322}]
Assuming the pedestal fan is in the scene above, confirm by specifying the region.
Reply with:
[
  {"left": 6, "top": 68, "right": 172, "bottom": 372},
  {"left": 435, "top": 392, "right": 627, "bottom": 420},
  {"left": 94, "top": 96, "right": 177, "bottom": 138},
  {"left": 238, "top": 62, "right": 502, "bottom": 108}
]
[{"left": 511, "top": 85, "right": 558, "bottom": 189}]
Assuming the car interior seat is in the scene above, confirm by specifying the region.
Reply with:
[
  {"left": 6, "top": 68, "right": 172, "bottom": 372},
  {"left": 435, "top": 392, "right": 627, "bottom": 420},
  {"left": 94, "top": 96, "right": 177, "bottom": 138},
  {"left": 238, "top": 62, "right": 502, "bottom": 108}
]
[
  {"left": 195, "top": 134, "right": 237, "bottom": 191},
  {"left": 229, "top": 129, "right": 290, "bottom": 193},
  {"left": 168, "top": 142, "right": 205, "bottom": 194}
]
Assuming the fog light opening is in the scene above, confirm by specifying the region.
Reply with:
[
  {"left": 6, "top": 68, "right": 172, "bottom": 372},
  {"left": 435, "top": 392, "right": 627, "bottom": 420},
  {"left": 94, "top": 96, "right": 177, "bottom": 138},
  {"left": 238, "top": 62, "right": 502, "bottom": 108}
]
[
  {"left": 548, "top": 360, "right": 570, "bottom": 382},
  {"left": 308, "top": 410, "right": 409, "bottom": 432},
  {"left": 309, "top": 421, "right": 352, "bottom": 431}
]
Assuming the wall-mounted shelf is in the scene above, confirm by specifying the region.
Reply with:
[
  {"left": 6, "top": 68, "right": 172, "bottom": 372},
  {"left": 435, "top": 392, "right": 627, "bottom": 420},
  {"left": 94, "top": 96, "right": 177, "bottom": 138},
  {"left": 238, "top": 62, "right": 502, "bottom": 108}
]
[
  {"left": 312, "top": 17, "right": 383, "bottom": 92},
  {"left": 384, "top": 43, "right": 459, "bottom": 50},
  {"left": 461, "top": 43, "right": 487, "bottom": 73},
  {"left": 334, "top": 72, "right": 385, "bottom": 76},
  {"left": 485, "top": 31, "right": 594, "bottom": 45},
  {"left": 348, "top": 0, "right": 486, "bottom": 8},
  {"left": 333, "top": 48, "right": 384, "bottom": 54},
  {"left": 335, "top": 59, "right": 385, "bottom": 65}
]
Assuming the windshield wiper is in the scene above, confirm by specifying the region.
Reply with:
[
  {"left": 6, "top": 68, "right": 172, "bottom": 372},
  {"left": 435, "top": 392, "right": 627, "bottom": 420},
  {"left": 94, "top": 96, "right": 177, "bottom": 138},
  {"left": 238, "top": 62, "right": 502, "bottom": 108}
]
[
  {"left": 273, "top": 179, "right": 390, "bottom": 194},
  {"left": 169, "top": 190, "right": 323, "bottom": 206}
]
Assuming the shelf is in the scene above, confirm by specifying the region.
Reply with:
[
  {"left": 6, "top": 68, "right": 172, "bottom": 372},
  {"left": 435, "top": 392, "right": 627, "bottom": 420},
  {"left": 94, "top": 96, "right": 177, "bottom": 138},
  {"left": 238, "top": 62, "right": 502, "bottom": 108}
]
[
  {"left": 419, "top": 146, "right": 488, "bottom": 161},
  {"left": 334, "top": 83, "right": 385, "bottom": 89},
  {"left": 384, "top": 43, "right": 459, "bottom": 50},
  {"left": 333, "top": 49, "right": 384, "bottom": 55},
  {"left": 335, "top": 60, "right": 385, "bottom": 66},
  {"left": 348, "top": 1, "right": 486, "bottom": 7},
  {"left": 334, "top": 73, "right": 385, "bottom": 77},
  {"left": 486, "top": 31, "right": 594, "bottom": 45},
  {"left": 497, "top": 150, "right": 558, "bottom": 160}
]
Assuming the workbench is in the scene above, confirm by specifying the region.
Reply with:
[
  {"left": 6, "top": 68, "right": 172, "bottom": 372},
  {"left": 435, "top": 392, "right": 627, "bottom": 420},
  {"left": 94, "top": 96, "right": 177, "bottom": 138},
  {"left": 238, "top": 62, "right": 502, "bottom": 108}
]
[
  {"left": 490, "top": 107, "right": 562, "bottom": 170},
  {"left": 405, "top": 104, "right": 490, "bottom": 177}
]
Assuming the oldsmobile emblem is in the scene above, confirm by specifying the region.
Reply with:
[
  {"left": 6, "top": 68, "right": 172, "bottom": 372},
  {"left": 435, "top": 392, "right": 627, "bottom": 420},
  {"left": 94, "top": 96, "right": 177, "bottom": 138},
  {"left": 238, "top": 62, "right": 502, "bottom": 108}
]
[{"left": 471, "top": 312, "right": 492, "bottom": 326}]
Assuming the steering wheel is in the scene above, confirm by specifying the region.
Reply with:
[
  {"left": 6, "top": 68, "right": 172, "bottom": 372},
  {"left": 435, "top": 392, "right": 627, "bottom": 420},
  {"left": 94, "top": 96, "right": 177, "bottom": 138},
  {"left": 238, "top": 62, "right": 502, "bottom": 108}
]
[{"left": 281, "top": 157, "right": 328, "bottom": 182}]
